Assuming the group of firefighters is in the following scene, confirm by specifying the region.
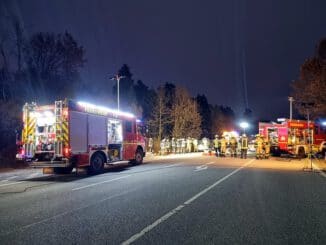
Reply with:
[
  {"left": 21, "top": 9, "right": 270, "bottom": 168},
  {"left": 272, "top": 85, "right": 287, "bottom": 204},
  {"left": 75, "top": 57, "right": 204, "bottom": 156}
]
[
  {"left": 212, "top": 134, "right": 270, "bottom": 159},
  {"left": 148, "top": 133, "right": 271, "bottom": 159},
  {"left": 150, "top": 137, "right": 199, "bottom": 155}
]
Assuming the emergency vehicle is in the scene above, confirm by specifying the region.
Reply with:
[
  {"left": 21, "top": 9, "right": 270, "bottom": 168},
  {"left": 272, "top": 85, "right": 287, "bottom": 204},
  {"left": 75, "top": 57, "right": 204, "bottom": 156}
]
[
  {"left": 258, "top": 119, "right": 326, "bottom": 158},
  {"left": 16, "top": 99, "right": 146, "bottom": 174}
]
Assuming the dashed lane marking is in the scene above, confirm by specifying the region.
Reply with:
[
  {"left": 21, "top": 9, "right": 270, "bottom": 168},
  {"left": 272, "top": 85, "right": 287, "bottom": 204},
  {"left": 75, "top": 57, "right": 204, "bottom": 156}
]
[
  {"left": 72, "top": 175, "right": 131, "bottom": 191},
  {"left": 194, "top": 165, "right": 208, "bottom": 171},
  {"left": 121, "top": 159, "right": 255, "bottom": 245}
]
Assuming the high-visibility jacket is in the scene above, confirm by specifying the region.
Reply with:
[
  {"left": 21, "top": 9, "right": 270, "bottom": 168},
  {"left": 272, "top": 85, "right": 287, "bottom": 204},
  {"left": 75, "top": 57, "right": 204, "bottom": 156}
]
[{"left": 241, "top": 137, "right": 248, "bottom": 149}]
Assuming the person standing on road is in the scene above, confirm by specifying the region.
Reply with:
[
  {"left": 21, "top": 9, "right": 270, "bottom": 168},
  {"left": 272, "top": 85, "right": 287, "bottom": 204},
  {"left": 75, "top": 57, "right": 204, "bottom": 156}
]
[
  {"left": 240, "top": 134, "right": 248, "bottom": 159},
  {"left": 193, "top": 138, "right": 198, "bottom": 152},
  {"left": 255, "top": 135, "right": 264, "bottom": 159},
  {"left": 148, "top": 137, "right": 153, "bottom": 153},
  {"left": 220, "top": 136, "right": 227, "bottom": 157},
  {"left": 181, "top": 138, "right": 186, "bottom": 153},
  {"left": 263, "top": 138, "right": 270, "bottom": 159},
  {"left": 213, "top": 135, "right": 219, "bottom": 157},
  {"left": 171, "top": 137, "right": 176, "bottom": 153},
  {"left": 230, "top": 136, "right": 237, "bottom": 157}
]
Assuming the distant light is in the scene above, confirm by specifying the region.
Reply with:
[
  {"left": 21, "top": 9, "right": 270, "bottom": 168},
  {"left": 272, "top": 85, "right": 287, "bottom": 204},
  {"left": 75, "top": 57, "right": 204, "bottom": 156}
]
[
  {"left": 239, "top": 122, "right": 249, "bottom": 129},
  {"left": 322, "top": 121, "right": 326, "bottom": 126},
  {"left": 136, "top": 119, "right": 142, "bottom": 123},
  {"left": 77, "top": 101, "right": 135, "bottom": 118},
  {"left": 277, "top": 118, "right": 286, "bottom": 122}
]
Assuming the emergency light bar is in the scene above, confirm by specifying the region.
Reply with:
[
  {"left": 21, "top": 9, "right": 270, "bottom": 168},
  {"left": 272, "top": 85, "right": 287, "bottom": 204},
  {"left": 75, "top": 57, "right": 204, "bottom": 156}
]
[{"left": 77, "top": 101, "right": 135, "bottom": 118}]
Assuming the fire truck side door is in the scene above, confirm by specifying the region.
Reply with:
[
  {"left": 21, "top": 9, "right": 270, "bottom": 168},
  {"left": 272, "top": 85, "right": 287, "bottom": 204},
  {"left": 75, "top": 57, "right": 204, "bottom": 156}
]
[{"left": 70, "top": 111, "right": 87, "bottom": 153}]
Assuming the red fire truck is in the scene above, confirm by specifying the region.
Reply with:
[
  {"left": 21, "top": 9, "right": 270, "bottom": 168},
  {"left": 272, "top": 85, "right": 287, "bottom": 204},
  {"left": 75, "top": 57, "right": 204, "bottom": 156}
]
[
  {"left": 16, "top": 99, "right": 146, "bottom": 174},
  {"left": 259, "top": 119, "right": 326, "bottom": 157}
]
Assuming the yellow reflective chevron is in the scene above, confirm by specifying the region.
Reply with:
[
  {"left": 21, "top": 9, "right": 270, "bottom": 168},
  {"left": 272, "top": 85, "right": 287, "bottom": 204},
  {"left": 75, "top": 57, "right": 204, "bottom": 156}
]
[{"left": 62, "top": 120, "right": 69, "bottom": 146}]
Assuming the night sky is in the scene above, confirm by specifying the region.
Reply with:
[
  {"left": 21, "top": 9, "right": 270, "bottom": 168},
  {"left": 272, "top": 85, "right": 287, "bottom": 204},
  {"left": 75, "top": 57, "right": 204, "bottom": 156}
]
[{"left": 4, "top": 0, "right": 326, "bottom": 119}]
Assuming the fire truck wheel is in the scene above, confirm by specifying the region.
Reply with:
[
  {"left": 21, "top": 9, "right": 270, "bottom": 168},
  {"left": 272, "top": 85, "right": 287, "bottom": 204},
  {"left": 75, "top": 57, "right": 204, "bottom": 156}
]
[
  {"left": 89, "top": 153, "right": 104, "bottom": 174},
  {"left": 53, "top": 167, "right": 73, "bottom": 174},
  {"left": 298, "top": 147, "right": 306, "bottom": 159},
  {"left": 133, "top": 149, "right": 144, "bottom": 165}
]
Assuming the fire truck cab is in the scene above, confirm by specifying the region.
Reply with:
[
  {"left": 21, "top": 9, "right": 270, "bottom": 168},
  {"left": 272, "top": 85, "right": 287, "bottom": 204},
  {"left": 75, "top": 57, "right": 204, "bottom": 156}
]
[{"left": 16, "top": 99, "right": 146, "bottom": 174}]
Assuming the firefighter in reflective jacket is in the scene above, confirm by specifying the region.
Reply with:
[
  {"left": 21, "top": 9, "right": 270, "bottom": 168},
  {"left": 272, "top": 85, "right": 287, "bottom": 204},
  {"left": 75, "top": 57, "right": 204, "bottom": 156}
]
[
  {"left": 263, "top": 138, "right": 270, "bottom": 159},
  {"left": 255, "top": 135, "right": 264, "bottom": 159},
  {"left": 240, "top": 134, "right": 248, "bottom": 159},
  {"left": 220, "top": 136, "right": 227, "bottom": 157},
  {"left": 213, "top": 135, "right": 219, "bottom": 157},
  {"left": 230, "top": 136, "right": 237, "bottom": 157}
]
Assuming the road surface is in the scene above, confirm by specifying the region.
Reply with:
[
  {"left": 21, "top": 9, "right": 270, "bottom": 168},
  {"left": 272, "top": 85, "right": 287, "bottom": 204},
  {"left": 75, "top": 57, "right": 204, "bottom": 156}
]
[{"left": 0, "top": 153, "right": 325, "bottom": 244}]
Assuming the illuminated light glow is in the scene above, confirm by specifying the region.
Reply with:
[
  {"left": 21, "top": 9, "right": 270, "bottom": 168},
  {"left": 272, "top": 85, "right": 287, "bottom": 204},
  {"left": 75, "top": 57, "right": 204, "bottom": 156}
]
[
  {"left": 277, "top": 118, "right": 286, "bottom": 122},
  {"left": 322, "top": 121, "right": 326, "bottom": 126},
  {"left": 136, "top": 119, "right": 141, "bottom": 123},
  {"left": 77, "top": 101, "right": 135, "bottom": 118},
  {"left": 239, "top": 122, "right": 249, "bottom": 129},
  {"left": 44, "top": 111, "right": 54, "bottom": 117}
]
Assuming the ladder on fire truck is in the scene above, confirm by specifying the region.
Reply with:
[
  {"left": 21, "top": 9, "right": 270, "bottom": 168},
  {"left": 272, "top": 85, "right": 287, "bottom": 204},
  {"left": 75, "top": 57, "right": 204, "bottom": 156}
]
[{"left": 54, "top": 100, "right": 63, "bottom": 156}]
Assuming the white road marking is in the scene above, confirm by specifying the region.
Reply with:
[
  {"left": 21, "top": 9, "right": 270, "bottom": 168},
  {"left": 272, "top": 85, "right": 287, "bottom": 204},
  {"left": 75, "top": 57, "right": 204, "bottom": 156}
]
[
  {"left": 194, "top": 165, "right": 208, "bottom": 171},
  {"left": 0, "top": 179, "right": 8, "bottom": 183},
  {"left": 72, "top": 175, "right": 131, "bottom": 191},
  {"left": 27, "top": 173, "right": 40, "bottom": 179},
  {"left": 6, "top": 175, "right": 18, "bottom": 180},
  {"left": 121, "top": 159, "right": 255, "bottom": 245},
  {"left": 206, "top": 161, "right": 215, "bottom": 165},
  {"left": 312, "top": 163, "right": 326, "bottom": 178},
  {"left": 0, "top": 181, "right": 24, "bottom": 188},
  {"left": 163, "top": 163, "right": 183, "bottom": 168}
]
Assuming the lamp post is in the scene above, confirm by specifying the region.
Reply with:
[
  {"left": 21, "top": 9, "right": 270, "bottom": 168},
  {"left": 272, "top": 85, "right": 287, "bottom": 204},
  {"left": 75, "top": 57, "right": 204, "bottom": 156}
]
[
  {"left": 288, "top": 97, "right": 294, "bottom": 120},
  {"left": 110, "top": 75, "right": 125, "bottom": 111},
  {"left": 301, "top": 102, "right": 314, "bottom": 170},
  {"left": 239, "top": 121, "right": 249, "bottom": 134}
]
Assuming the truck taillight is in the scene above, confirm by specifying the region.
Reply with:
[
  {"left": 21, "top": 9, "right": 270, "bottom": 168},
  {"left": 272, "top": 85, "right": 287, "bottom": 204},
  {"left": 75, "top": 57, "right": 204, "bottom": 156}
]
[{"left": 63, "top": 147, "right": 70, "bottom": 157}]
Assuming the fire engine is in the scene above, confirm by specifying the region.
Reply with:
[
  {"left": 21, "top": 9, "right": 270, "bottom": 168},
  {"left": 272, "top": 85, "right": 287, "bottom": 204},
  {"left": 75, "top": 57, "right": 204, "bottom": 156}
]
[
  {"left": 16, "top": 99, "right": 146, "bottom": 174},
  {"left": 258, "top": 119, "right": 326, "bottom": 158}
]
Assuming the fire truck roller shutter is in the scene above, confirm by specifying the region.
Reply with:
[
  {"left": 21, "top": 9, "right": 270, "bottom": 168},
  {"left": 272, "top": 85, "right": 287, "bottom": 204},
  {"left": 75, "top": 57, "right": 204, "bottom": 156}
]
[
  {"left": 70, "top": 111, "right": 87, "bottom": 153},
  {"left": 88, "top": 114, "right": 107, "bottom": 146}
]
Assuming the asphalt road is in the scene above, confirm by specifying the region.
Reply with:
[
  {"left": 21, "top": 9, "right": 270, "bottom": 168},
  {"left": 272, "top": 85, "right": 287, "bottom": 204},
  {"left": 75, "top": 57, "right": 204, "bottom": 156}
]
[{"left": 0, "top": 153, "right": 325, "bottom": 245}]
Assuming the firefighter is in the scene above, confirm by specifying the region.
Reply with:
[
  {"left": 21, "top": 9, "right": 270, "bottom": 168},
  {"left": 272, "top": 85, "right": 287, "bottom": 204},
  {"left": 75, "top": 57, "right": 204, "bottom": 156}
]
[
  {"left": 255, "top": 135, "right": 264, "bottom": 159},
  {"left": 171, "top": 137, "right": 176, "bottom": 153},
  {"left": 165, "top": 138, "right": 171, "bottom": 154},
  {"left": 240, "top": 134, "right": 248, "bottom": 159},
  {"left": 148, "top": 137, "right": 153, "bottom": 153},
  {"left": 160, "top": 138, "right": 165, "bottom": 155},
  {"left": 213, "top": 135, "right": 219, "bottom": 157},
  {"left": 187, "top": 137, "right": 192, "bottom": 153},
  {"left": 230, "top": 136, "right": 238, "bottom": 157},
  {"left": 193, "top": 138, "right": 198, "bottom": 152},
  {"left": 181, "top": 138, "right": 186, "bottom": 153},
  {"left": 220, "top": 136, "right": 227, "bottom": 157},
  {"left": 263, "top": 138, "right": 270, "bottom": 159}
]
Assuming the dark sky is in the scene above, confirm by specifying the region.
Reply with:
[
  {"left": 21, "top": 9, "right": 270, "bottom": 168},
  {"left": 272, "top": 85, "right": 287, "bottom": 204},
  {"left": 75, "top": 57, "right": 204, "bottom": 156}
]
[{"left": 4, "top": 0, "right": 326, "bottom": 119}]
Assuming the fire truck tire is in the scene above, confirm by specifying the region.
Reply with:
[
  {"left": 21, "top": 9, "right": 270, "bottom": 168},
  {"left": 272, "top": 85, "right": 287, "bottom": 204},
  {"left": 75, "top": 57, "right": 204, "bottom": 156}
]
[
  {"left": 298, "top": 147, "right": 306, "bottom": 159},
  {"left": 89, "top": 153, "right": 104, "bottom": 174},
  {"left": 53, "top": 167, "right": 73, "bottom": 174},
  {"left": 132, "top": 149, "right": 144, "bottom": 165}
]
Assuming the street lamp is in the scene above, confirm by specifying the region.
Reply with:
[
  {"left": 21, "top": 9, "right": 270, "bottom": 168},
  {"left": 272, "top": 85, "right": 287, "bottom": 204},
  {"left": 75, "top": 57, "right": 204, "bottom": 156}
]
[
  {"left": 110, "top": 74, "right": 125, "bottom": 111},
  {"left": 239, "top": 121, "right": 249, "bottom": 134}
]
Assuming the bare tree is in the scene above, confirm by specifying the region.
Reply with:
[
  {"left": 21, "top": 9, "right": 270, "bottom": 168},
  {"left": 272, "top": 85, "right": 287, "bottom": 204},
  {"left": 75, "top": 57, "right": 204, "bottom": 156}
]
[
  {"left": 291, "top": 56, "right": 326, "bottom": 118},
  {"left": 172, "top": 86, "right": 201, "bottom": 138},
  {"left": 148, "top": 86, "right": 171, "bottom": 141}
]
